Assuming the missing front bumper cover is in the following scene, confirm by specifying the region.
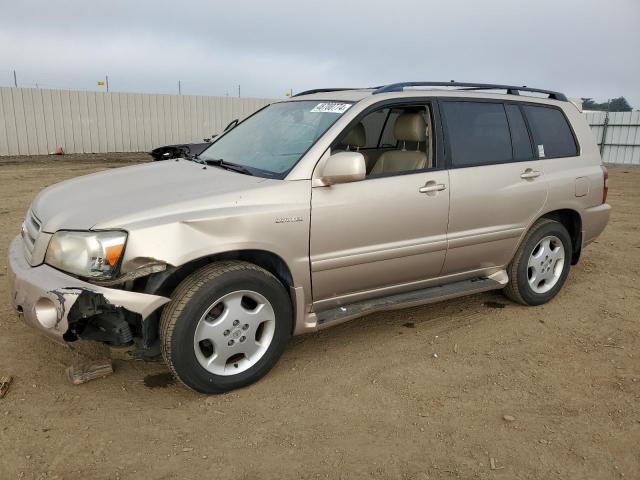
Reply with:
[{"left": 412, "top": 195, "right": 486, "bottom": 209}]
[
  {"left": 8, "top": 235, "right": 171, "bottom": 344},
  {"left": 63, "top": 290, "right": 136, "bottom": 346}
]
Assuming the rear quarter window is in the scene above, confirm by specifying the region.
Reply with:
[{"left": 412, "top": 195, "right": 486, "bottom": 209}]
[{"left": 522, "top": 105, "right": 578, "bottom": 158}]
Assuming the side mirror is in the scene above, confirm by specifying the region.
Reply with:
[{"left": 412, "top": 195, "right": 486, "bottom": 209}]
[{"left": 321, "top": 151, "right": 366, "bottom": 185}]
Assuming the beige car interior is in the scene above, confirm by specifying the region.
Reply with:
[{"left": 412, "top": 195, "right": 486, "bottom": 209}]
[
  {"left": 335, "top": 105, "right": 433, "bottom": 175},
  {"left": 335, "top": 122, "right": 369, "bottom": 166},
  {"left": 370, "top": 113, "right": 430, "bottom": 174}
]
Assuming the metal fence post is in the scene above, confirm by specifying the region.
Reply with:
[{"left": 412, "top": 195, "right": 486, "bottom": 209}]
[{"left": 600, "top": 110, "right": 609, "bottom": 157}]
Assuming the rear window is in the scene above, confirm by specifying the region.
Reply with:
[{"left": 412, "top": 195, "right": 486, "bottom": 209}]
[
  {"left": 522, "top": 105, "right": 578, "bottom": 158},
  {"left": 441, "top": 101, "right": 512, "bottom": 167}
]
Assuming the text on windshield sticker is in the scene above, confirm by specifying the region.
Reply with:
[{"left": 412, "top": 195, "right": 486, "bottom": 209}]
[{"left": 310, "top": 103, "right": 351, "bottom": 114}]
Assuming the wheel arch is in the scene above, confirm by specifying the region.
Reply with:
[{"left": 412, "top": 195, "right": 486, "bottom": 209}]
[
  {"left": 132, "top": 250, "right": 296, "bottom": 349},
  {"left": 144, "top": 249, "right": 295, "bottom": 299},
  {"left": 538, "top": 208, "right": 583, "bottom": 265}
]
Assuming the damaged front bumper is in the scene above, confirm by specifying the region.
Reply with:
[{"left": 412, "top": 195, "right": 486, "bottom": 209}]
[{"left": 7, "top": 236, "right": 170, "bottom": 344}]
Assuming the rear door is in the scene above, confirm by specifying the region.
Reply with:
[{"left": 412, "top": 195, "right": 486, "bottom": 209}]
[{"left": 440, "top": 100, "right": 547, "bottom": 275}]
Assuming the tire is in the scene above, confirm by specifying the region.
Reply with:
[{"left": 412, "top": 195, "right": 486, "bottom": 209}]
[
  {"left": 160, "top": 261, "right": 292, "bottom": 394},
  {"left": 504, "top": 218, "right": 572, "bottom": 306}
]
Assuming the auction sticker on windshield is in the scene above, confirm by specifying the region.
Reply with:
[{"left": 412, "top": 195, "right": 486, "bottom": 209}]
[{"left": 310, "top": 103, "right": 351, "bottom": 114}]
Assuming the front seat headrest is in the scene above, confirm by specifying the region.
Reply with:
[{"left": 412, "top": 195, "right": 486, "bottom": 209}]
[
  {"left": 393, "top": 113, "right": 427, "bottom": 142},
  {"left": 343, "top": 122, "right": 366, "bottom": 148}
]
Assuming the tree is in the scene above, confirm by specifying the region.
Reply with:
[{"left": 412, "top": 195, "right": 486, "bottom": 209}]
[
  {"left": 581, "top": 98, "right": 599, "bottom": 110},
  {"left": 608, "top": 97, "right": 633, "bottom": 112},
  {"left": 581, "top": 97, "right": 633, "bottom": 112}
]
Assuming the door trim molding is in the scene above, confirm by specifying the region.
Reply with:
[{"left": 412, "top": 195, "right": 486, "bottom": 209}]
[
  {"left": 447, "top": 226, "right": 524, "bottom": 250},
  {"left": 311, "top": 237, "right": 447, "bottom": 272}
]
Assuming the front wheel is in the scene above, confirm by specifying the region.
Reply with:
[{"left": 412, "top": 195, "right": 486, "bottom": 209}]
[
  {"left": 504, "top": 218, "right": 572, "bottom": 306},
  {"left": 160, "top": 261, "right": 292, "bottom": 393}
]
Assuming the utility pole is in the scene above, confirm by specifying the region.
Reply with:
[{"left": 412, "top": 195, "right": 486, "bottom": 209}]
[
  {"left": 105, "top": 75, "right": 109, "bottom": 92},
  {"left": 238, "top": 84, "right": 241, "bottom": 98},
  {"left": 178, "top": 80, "right": 182, "bottom": 95},
  {"left": 13, "top": 70, "right": 17, "bottom": 88}
]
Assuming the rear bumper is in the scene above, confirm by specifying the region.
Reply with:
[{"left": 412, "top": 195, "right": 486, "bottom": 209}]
[
  {"left": 7, "top": 236, "right": 170, "bottom": 343},
  {"left": 582, "top": 203, "right": 611, "bottom": 246}
]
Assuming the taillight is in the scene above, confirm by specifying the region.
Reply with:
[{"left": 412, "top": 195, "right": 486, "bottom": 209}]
[{"left": 601, "top": 165, "right": 609, "bottom": 204}]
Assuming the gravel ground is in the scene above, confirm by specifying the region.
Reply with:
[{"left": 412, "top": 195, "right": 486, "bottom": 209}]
[{"left": 0, "top": 154, "right": 638, "bottom": 480}]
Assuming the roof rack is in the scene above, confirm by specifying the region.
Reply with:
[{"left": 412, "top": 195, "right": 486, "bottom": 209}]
[
  {"left": 372, "top": 81, "right": 568, "bottom": 101},
  {"left": 292, "top": 88, "right": 361, "bottom": 97}
]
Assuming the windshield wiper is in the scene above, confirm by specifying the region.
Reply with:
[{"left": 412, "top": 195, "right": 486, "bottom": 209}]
[
  {"left": 176, "top": 149, "right": 209, "bottom": 167},
  {"left": 204, "top": 158, "right": 254, "bottom": 176}
]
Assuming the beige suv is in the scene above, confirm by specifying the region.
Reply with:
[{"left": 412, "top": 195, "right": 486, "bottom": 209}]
[{"left": 8, "top": 82, "right": 610, "bottom": 393}]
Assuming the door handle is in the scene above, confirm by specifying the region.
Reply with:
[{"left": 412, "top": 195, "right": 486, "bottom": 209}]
[
  {"left": 520, "top": 169, "right": 541, "bottom": 179},
  {"left": 419, "top": 183, "right": 446, "bottom": 193}
]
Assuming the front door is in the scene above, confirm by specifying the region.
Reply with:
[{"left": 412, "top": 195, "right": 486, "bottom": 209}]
[{"left": 310, "top": 168, "right": 450, "bottom": 309}]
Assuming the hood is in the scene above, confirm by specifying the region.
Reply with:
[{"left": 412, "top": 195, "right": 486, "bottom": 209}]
[{"left": 32, "top": 160, "right": 271, "bottom": 232}]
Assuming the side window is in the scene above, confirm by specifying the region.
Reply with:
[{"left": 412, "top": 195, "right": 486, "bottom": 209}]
[
  {"left": 505, "top": 104, "right": 533, "bottom": 161},
  {"left": 379, "top": 109, "right": 401, "bottom": 147},
  {"left": 522, "top": 105, "right": 578, "bottom": 158},
  {"left": 335, "top": 104, "right": 435, "bottom": 176},
  {"left": 379, "top": 108, "right": 433, "bottom": 149},
  {"left": 359, "top": 108, "right": 388, "bottom": 148},
  {"left": 441, "top": 101, "right": 512, "bottom": 167}
]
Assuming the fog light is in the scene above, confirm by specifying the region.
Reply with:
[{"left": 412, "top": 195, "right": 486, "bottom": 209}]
[{"left": 34, "top": 297, "right": 58, "bottom": 329}]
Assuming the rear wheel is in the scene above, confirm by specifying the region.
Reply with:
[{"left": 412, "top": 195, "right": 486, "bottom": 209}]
[
  {"left": 160, "top": 261, "right": 292, "bottom": 393},
  {"left": 504, "top": 219, "right": 572, "bottom": 306}
]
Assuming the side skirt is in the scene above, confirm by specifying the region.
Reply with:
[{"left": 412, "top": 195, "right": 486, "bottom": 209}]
[{"left": 314, "top": 271, "right": 508, "bottom": 329}]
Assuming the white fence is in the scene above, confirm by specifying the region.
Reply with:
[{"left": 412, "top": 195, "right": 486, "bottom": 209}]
[
  {"left": 1, "top": 87, "right": 638, "bottom": 165},
  {"left": 0, "top": 87, "right": 274, "bottom": 156},
  {"left": 585, "top": 111, "right": 640, "bottom": 165}
]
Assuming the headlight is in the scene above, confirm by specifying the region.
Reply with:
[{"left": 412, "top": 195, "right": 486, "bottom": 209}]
[{"left": 45, "top": 230, "right": 127, "bottom": 279}]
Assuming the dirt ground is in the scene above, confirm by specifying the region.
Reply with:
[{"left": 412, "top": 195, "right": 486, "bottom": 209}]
[{"left": 0, "top": 154, "right": 638, "bottom": 480}]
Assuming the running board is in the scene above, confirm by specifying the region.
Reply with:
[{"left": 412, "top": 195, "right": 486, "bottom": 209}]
[{"left": 315, "top": 272, "right": 507, "bottom": 327}]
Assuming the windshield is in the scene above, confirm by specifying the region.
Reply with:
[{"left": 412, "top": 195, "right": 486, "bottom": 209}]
[{"left": 199, "top": 101, "right": 352, "bottom": 177}]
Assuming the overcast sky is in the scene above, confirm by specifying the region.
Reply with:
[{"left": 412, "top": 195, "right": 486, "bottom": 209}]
[{"left": 1, "top": 0, "right": 639, "bottom": 106}]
